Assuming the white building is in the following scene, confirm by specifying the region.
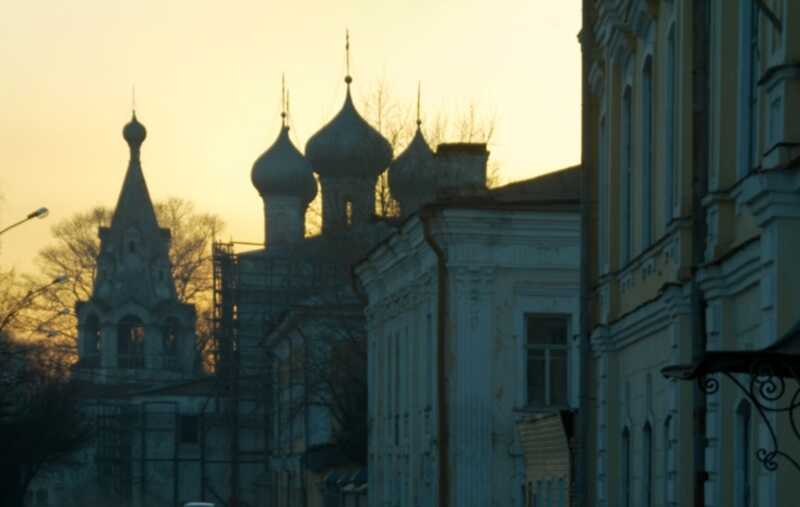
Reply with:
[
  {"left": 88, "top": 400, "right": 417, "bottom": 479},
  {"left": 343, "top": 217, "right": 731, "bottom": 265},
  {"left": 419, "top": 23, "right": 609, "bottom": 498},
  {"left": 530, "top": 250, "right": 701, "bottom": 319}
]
[{"left": 355, "top": 167, "right": 582, "bottom": 507}]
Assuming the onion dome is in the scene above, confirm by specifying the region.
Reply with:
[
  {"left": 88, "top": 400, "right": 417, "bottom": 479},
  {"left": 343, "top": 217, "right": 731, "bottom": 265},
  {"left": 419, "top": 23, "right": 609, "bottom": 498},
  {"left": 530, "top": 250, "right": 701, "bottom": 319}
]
[
  {"left": 251, "top": 125, "right": 317, "bottom": 204},
  {"left": 305, "top": 88, "right": 393, "bottom": 178},
  {"left": 123, "top": 112, "right": 147, "bottom": 152},
  {"left": 388, "top": 126, "right": 435, "bottom": 201}
]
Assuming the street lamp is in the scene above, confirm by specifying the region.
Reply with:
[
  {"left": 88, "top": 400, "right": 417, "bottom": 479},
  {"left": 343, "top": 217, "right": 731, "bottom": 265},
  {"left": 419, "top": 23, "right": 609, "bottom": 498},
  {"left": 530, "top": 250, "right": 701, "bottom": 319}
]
[{"left": 0, "top": 207, "right": 49, "bottom": 237}]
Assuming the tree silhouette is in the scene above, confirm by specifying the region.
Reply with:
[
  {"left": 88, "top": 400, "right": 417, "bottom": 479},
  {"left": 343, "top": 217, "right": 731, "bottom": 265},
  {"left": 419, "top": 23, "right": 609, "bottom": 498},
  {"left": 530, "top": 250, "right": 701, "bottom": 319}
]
[{"left": 15, "top": 198, "right": 224, "bottom": 371}]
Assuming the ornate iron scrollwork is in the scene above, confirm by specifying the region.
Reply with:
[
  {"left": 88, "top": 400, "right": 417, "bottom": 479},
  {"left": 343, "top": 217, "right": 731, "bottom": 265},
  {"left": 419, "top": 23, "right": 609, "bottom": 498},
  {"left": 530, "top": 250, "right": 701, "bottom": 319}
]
[{"left": 697, "top": 355, "right": 800, "bottom": 473}]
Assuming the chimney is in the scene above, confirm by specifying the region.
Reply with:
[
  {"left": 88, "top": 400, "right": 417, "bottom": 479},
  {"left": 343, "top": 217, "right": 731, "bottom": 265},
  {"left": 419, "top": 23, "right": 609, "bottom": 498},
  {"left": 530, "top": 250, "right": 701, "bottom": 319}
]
[{"left": 434, "top": 143, "right": 489, "bottom": 198}]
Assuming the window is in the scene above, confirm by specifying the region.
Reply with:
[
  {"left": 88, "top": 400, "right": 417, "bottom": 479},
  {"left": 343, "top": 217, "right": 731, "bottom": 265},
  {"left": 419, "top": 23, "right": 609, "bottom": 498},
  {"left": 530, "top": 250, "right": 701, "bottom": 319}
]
[
  {"left": 641, "top": 56, "right": 653, "bottom": 248},
  {"left": 179, "top": 415, "right": 199, "bottom": 444},
  {"left": 36, "top": 488, "right": 48, "bottom": 507},
  {"left": 735, "top": 401, "right": 752, "bottom": 507},
  {"left": 117, "top": 315, "right": 145, "bottom": 368},
  {"left": 620, "top": 84, "right": 633, "bottom": 264},
  {"left": 162, "top": 318, "right": 178, "bottom": 355},
  {"left": 162, "top": 317, "right": 179, "bottom": 370},
  {"left": 558, "top": 478, "right": 565, "bottom": 507},
  {"left": 738, "top": 0, "right": 760, "bottom": 176},
  {"left": 642, "top": 422, "right": 653, "bottom": 507},
  {"left": 345, "top": 199, "right": 353, "bottom": 226},
  {"left": 598, "top": 115, "right": 609, "bottom": 273},
  {"left": 395, "top": 332, "right": 400, "bottom": 446},
  {"left": 546, "top": 480, "right": 552, "bottom": 507},
  {"left": 665, "top": 25, "right": 677, "bottom": 225},
  {"left": 426, "top": 313, "right": 433, "bottom": 407},
  {"left": 525, "top": 315, "right": 568, "bottom": 407},
  {"left": 621, "top": 427, "right": 631, "bottom": 507},
  {"left": 85, "top": 314, "right": 101, "bottom": 357},
  {"left": 664, "top": 416, "right": 674, "bottom": 506}
]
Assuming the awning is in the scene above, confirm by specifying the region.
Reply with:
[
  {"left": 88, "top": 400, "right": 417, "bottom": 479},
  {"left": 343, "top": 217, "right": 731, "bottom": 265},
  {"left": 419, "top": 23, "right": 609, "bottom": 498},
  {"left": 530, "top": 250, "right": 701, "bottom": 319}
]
[
  {"left": 660, "top": 318, "right": 800, "bottom": 473},
  {"left": 662, "top": 320, "right": 800, "bottom": 381}
]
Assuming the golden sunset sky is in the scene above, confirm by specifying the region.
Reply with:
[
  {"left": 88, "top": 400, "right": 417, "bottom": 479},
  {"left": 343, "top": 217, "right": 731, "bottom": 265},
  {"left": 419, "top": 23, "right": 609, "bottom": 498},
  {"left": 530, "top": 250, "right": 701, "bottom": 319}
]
[{"left": 0, "top": 0, "right": 581, "bottom": 273}]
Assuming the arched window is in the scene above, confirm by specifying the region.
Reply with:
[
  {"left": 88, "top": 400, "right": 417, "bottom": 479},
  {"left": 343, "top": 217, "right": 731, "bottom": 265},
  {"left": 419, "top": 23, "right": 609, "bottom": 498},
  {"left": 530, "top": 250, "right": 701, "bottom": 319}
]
[
  {"left": 117, "top": 315, "right": 145, "bottom": 368},
  {"left": 620, "top": 84, "right": 633, "bottom": 264},
  {"left": 85, "top": 314, "right": 101, "bottom": 358},
  {"left": 737, "top": 0, "right": 760, "bottom": 176},
  {"left": 36, "top": 488, "right": 48, "bottom": 507},
  {"left": 664, "top": 416, "right": 674, "bottom": 506},
  {"left": 642, "top": 422, "right": 653, "bottom": 507},
  {"left": 641, "top": 55, "right": 653, "bottom": 248},
  {"left": 546, "top": 479, "right": 552, "bottom": 506},
  {"left": 598, "top": 114, "right": 609, "bottom": 273},
  {"left": 345, "top": 200, "right": 353, "bottom": 226},
  {"left": 665, "top": 25, "right": 677, "bottom": 225},
  {"left": 621, "top": 427, "right": 631, "bottom": 507},
  {"left": 162, "top": 317, "right": 179, "bottom": 370},
  {"left": 735, "top": 401, "right": 752, "bottom": 507}
]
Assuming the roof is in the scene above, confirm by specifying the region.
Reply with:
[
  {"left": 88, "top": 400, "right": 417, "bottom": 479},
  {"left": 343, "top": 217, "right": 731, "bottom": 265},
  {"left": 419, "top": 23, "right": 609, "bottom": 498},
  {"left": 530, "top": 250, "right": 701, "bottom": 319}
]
[{"left": 489, "top": 165, "right": 581, "bottom": 203}]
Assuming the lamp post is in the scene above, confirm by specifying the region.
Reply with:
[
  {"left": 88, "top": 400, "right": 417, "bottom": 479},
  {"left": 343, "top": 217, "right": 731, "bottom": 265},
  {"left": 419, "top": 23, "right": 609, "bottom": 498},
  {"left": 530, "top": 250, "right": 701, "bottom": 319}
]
[{"left": 0, "top": 207, "right": 49, "bottom": 237}]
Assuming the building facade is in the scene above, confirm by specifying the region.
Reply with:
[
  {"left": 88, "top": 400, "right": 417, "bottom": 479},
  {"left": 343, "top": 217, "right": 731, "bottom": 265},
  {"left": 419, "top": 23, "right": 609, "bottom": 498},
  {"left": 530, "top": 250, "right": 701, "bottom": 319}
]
[
  {"left": 581, "top": 0, "right": 800, "bottom": 506},
  {"left": 356, "top": 168, "right": 582, "bottom": 507}
]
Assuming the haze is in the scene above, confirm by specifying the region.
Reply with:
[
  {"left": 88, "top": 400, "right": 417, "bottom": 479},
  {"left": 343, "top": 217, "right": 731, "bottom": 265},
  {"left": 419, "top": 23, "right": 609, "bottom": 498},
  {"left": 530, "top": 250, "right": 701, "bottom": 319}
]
[{"left": 0, "top": 0, "right": 581, "bottom": 271}]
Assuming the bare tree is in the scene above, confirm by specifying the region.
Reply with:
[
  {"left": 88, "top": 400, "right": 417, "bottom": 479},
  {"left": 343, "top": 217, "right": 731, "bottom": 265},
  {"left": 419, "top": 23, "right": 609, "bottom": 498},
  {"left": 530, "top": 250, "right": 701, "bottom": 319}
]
[
  {"left": 0, "top": 333, "right": 93, "bottom": 507},
  {"left": 270, "top": 290, "right": 367, "bottom": 466},
  {"left": 17, "top": 198, "right": 224, "bottom": 368}
]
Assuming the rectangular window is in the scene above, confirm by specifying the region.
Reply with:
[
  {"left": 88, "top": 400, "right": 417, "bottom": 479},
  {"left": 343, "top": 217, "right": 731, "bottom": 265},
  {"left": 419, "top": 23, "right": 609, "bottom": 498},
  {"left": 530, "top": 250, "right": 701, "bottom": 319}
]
[
  {"left": 525, "top": 314, "right": 568, "bottom": 407},
  {"left": 179, "top": 415, "right": 199, "bottom": 444}
]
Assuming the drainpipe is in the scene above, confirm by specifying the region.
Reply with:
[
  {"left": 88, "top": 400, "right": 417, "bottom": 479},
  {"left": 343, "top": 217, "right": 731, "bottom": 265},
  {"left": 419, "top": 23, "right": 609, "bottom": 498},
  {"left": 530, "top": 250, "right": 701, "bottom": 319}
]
[
  {"left": 690, "top": 1, "right": 710, "bottom": 505},
  {"left": 420, "top": 207, "right": 450, "bottom": 507},
  {"left": 576, "top": 0, "right": 596, "bottom": 505}
]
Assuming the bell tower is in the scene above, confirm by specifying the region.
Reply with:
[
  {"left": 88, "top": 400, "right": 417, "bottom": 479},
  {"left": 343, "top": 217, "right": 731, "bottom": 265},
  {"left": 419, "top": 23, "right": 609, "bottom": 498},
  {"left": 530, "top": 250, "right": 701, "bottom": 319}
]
[{"left": 75, "top": 112, "right": 198, "bottom": 383}]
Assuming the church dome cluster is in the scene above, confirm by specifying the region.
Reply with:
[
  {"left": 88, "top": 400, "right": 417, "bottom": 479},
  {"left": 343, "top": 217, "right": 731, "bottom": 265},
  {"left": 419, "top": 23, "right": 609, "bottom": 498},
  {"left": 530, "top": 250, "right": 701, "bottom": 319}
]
[{"left": 249, "top": 38, "right": 488, "bottom": 246}]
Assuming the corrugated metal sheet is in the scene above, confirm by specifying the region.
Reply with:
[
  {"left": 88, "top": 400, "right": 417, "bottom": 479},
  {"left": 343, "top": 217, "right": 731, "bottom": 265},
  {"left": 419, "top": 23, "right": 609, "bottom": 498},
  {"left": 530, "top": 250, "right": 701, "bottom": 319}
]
[{"left": 517, "top": 413, "right": 570, "bottom": 506}]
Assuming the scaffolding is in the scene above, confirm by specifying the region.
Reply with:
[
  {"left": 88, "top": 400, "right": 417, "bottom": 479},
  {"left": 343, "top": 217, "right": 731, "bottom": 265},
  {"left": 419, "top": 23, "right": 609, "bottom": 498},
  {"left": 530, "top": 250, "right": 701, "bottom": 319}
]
[
  {"left": 83, "top": 235, "right": 369, "bottom": 507},
  {"left": 211, "top": 240, "right": 350, "bottom": 506}
]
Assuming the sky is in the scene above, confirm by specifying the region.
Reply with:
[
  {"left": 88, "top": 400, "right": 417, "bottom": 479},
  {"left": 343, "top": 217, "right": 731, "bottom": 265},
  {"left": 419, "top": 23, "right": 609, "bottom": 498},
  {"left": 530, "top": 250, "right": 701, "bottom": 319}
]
[{"left": 0, "top": 0, "right": 581, "bottom": 274}]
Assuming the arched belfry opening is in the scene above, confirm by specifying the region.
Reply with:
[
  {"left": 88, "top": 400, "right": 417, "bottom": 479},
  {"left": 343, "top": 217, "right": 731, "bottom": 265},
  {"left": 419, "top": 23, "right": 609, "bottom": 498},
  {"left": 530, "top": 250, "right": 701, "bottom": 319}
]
[{"left": 117, "top": 314, "right": 145, "bottom": 369}]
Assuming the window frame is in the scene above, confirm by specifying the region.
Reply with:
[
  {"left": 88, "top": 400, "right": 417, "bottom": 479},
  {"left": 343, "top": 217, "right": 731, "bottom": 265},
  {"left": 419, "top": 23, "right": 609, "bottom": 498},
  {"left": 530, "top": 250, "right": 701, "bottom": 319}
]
[{"left": 524, "top": 313, "right": 570, "bottom": 408}]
